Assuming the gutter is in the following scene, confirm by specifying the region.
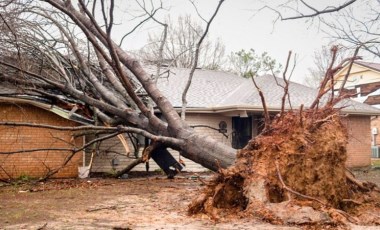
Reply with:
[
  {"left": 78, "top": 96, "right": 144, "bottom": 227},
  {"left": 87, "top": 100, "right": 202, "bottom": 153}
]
[{"left": 154, "top": 104, "right": 380, "bottom": 116}]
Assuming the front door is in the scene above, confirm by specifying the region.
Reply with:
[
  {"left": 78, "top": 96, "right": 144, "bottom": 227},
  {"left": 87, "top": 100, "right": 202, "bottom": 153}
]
[{"left": 232, "top": 117, "right": 252, "bottom": 149}]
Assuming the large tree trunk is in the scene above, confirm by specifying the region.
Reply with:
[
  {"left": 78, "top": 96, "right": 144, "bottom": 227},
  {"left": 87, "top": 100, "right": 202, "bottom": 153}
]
[{"left": 180, "top": 133, "right": 236, "bottom": 170}]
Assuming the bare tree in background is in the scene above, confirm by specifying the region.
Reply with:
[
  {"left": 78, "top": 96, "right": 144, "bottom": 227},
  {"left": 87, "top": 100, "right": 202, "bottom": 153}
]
[
  {"left": 304, "top": 46, "right": 349, "bottom": 88},
  {"left": 323, "top": 1, "right": 380, "bottom": 58},
  {"left": 139, "top": 14, "right": 226, "bottom": 70},
  {"left": 262, "top": 0, "right": 380, "bottom": 60}
]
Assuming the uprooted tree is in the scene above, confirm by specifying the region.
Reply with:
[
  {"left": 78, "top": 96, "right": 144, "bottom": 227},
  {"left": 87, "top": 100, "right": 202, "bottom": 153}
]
[
  {"left": 189, "top": 48, "right": 380, "bottom": 226},
  {"left": 1, "top": 0, "right": 380, "bottom": 227}
]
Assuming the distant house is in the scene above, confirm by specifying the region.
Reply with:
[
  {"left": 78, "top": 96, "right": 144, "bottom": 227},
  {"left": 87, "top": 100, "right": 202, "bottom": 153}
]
[
  {"left": 93, "top": 67, "right": 380, "bottom": 173},
  {"left": 333, "top": 61, "right": 380, "bottom": 151}
]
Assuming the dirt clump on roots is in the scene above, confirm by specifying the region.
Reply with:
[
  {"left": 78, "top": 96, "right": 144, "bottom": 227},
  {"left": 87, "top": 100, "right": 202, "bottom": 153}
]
[{"left": 189, "top": 108, "right": 380, "bottom": 227}]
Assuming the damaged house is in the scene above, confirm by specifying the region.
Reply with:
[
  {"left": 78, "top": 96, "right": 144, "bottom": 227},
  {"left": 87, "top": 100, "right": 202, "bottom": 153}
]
[
  {"left": 89, "top": 67, "right": 380, "bottom": 174},
  {"left": 0, "top": 83, "right": 91, "bottom": 179},
  {"left": 1, "top": 62, "right": 380, "bottom": 179}
]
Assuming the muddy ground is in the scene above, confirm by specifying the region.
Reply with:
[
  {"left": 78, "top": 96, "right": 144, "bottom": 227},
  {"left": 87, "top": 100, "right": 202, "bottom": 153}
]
[{"left": 0, "top": 170, "right": 380, "bottom": 230}]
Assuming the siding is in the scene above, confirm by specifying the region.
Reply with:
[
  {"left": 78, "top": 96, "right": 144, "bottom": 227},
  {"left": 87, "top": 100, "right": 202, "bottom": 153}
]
[
  {"left": 335, "top": 65, "right": 380, "bottom": 88},
  {"left": 0, "top": 104, "right": 83, "bottom": 179}
]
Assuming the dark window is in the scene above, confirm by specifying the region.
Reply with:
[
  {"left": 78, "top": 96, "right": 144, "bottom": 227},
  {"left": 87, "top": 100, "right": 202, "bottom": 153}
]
[{"left": 232, "top": 117, "right": 252, "bottom": 149}]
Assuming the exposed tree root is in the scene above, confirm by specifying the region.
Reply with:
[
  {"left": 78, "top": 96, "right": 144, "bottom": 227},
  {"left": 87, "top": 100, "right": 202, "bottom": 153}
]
[{"left": 189, "top": 108, "right": 380, "bottom": 227}]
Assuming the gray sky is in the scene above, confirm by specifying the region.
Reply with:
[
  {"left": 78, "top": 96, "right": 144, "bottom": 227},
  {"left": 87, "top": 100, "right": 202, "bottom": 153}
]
[{"left": 114, "top": 0, "right": 369, "bottom": 84}]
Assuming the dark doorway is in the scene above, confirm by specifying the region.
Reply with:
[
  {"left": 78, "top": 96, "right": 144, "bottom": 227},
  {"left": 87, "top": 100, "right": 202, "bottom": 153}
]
[{"left": 232, "top": 117, "right": 252, "bottom": 149}]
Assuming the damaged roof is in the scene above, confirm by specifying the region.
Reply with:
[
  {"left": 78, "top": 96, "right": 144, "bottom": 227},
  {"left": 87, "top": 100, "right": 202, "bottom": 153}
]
[{"left": 0, "top": 82, "right": 94, "bottom": 125}]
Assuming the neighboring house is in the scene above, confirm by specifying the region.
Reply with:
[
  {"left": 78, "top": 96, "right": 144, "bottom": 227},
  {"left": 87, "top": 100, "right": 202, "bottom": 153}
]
[
  {"left": 94, "top": 67, "right": 380, "bottom": 173},
  {"left": 0, "top": 84, "right": 91, "bottom": 180},
  {"left": 333, "top": 61, "right": 380, "bottom": 152}
]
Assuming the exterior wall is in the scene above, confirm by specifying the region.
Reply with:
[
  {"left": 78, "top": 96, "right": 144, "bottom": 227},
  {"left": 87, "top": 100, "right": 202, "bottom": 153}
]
[
  {"left": 90, "top": 113, "right": 373, "bottom": 172},
  {"left": 0, "top": 104, "right": 83, "bottom": 179},
  {"left": 343, "top": 115, "right": 371, "bottom": 168},
  {"left": 88, "top": 134, "right": 138, "bottom": 173},
  {"left": 335, "top": 65, "right": 380, "bottom": 88},
  {"left": 90, "top": 113, "right": 233, "bottom": 174}
]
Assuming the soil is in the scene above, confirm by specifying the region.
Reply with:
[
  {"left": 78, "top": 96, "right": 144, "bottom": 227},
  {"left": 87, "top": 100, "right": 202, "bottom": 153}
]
[{"left": 0, "top": 171, "right": 379, "bottom": 230}]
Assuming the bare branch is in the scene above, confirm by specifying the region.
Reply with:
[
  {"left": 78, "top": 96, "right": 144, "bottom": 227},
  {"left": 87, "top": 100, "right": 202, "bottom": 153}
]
[
  {"left": 181, "top": 0, "right": 225, "bottom": 120},
  {"left": 280, "top": 51, "right": 292, "bottom": 116},
  {"left": 275, "top": 0, "right": 357, "bottom": 21},
  {"left": 251, "top": 74, "right": 271, "bottom": 132}
]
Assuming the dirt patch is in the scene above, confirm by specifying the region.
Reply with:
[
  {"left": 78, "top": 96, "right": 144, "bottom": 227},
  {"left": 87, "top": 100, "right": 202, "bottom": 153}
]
[
  {"left": 1, "top": 171, "right": 380, "bottom": 229},
  {"left": 0, "top": 174, "right": 300, "bottom": 230}
]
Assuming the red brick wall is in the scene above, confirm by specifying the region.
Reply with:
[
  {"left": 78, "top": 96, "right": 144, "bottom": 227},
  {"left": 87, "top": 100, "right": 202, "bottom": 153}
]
[
  {"left": 343, "top": 115, "right": 371, "bottom": 168},
  {"left": 0, "top": 103, "right": 83, "bottom": 179}
]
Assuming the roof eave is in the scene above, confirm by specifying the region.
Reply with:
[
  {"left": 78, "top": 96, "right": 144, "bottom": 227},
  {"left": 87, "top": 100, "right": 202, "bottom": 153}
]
[{"left": 155, "top": 104, "right": 380, "bottom": 116}]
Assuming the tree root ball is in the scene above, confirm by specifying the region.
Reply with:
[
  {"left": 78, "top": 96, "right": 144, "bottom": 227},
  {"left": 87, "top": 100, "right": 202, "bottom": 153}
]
[{"left": 189, "top": 108, "right": 380, "bottom": 227}]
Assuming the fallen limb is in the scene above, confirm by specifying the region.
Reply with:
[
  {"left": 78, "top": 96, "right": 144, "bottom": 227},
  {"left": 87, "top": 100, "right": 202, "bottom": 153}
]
[
  {"left": 114, "top": 158, "right": 143, "bottom": 178},
  {"left": 86, "top": 204, "right": 127, "bottom": 212}
]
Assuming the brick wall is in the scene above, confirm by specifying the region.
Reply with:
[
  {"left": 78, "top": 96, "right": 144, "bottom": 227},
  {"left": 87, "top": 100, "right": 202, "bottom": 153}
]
[
  {"left": 0, "top": 103, "right": 83, "bottom": 179},
  {"left": 343, "top": 115, "right": 371, "bottom": 168}
]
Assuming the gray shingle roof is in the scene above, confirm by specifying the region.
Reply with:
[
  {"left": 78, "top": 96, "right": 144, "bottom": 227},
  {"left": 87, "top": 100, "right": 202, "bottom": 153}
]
[
  {"left": 156, "top": 68, "right": 246, "bottom": 108},
  {"left": 156, "top": 68, "right": 380, "bottom": 115}
]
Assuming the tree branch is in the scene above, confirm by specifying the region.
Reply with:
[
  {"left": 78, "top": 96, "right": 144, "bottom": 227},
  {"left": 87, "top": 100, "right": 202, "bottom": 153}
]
[
  {"left": 181, "top": 0, "right": 225, "bottom": 120},
  {"left": 279, "top": 0, "right": 357, "bottom": 21}
]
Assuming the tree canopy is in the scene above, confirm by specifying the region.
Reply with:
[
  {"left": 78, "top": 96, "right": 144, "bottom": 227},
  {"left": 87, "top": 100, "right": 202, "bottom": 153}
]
[{"left": 228, "top": 48, "right": 282, "bottom": 78}]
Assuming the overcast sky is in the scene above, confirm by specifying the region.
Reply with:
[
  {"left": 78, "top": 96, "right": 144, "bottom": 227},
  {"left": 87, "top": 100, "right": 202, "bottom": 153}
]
[{"left": 113, "top": 0, "right": 373, "bottom": 84}]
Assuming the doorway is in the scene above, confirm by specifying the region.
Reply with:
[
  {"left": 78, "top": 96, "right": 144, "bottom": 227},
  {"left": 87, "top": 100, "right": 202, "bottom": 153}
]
[{"left": 232, "top": 116, "right": 252, "bottom": 149}]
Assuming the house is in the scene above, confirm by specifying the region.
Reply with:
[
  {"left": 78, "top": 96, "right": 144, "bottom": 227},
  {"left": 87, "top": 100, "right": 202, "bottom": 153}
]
[
  {"left": 0, "top": 83, "right": 91, "bottom": 180},
  {"left": 91, "top": 67, "right": 380, "bottom": 173},
  {"left": 1, "top": 65, "right": 379, "bottom": 179},
  {"left": 333, "top": 61, "right": 380, "bottom": 151}
]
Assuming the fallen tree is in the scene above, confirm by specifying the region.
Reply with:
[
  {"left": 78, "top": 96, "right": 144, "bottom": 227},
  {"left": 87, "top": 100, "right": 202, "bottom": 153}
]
[
  {"left": 1, "top": 1, "right": 380, "bottom": 227},
  {"left": 189, "top": 49, "right": 380, "bottom": 227},
  {"left": 0, "top": 0, "right": 235, "bottom": 177}
]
